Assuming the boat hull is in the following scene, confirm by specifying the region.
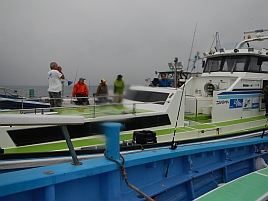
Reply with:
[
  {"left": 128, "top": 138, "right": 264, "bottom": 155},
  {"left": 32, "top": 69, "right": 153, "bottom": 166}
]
[
  {"left": 0, "top": 98, "right": 50, "bottom": 109},
  {"left": 1, "top": 130, "right": 268, "bottom": 201}
]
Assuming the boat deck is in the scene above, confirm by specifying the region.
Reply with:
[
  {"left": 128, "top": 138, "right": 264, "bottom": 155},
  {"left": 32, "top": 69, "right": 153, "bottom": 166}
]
[{"left": 195, "top": 167, "right": 268, "bottom": 201}]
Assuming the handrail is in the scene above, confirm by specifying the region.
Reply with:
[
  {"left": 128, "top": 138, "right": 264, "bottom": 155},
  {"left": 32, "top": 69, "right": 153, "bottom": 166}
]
[
  {"left": 185, "top": 94, "right": 198, "bottom": 121},
  {"left": 1, "top": 95, "right": 170, "bottom": 119}
]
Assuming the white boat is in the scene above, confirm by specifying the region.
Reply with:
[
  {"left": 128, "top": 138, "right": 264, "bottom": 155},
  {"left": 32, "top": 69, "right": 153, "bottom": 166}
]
[{"left": 1, "top": 28, "right": 268, "bottom": 155}]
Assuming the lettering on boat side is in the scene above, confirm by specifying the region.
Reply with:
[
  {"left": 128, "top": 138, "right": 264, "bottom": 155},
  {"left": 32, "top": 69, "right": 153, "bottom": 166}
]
[
  {"left": 216, "top": 100, "right": 229, "bottom": 105},
  {"left": 243, "top": 84, "right": 260, "bottom": 87}
]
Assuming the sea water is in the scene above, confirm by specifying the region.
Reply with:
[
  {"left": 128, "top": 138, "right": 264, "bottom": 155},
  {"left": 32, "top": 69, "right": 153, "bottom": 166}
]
[{"left": 2, "top": 85, "right": 99, "bottom": 98}]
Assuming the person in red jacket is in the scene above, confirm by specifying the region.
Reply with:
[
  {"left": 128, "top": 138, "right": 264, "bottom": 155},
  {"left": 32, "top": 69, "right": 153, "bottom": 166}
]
[{"left": 72, "top": 78, "right": 89, "bottom": 105}]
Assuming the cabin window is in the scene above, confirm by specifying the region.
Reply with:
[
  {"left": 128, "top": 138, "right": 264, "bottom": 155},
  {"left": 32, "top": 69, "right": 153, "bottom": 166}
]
[
  {"left": 124, "top": 89, "right": 169, "bottom": 105},
  {"left": 248, "top": 57, "right": 261, "bottom": 72},
  {"left": 222, "top": 56, "right": 247, "bottom": 72},
  {"left": 204, "top": 55, "right": 268, "bottom": 73},
  {"left": 203, "top": 57, "right": 222, "bottom": 72},
  {"left": 260, "top": 59, "right": 268, "bottom": 72}
]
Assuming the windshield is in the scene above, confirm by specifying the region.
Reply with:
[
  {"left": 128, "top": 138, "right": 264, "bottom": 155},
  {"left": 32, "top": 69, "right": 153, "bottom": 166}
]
[
  {"left": 124, "top": 89, "right": 169, "bottom": 105},
  {"left": 203, "top": 56, "right": 268, "bottom": 73}
]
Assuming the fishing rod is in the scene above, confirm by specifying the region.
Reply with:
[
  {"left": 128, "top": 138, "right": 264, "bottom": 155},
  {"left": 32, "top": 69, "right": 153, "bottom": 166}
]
[
  {"left": 70, "top": 66, "right": 79, "bottom": 102},
  {"left": 170, "top": 51, "right": 201, "bottom": 149},
  {"left": 74, "top": 66, "right": 79, "bottom": 84},
  {"left": 186, "top": 22, "right": 198, "bottom": 72},
  {"left": 60, "top": 65, "right": 73, "bottom": 97}
]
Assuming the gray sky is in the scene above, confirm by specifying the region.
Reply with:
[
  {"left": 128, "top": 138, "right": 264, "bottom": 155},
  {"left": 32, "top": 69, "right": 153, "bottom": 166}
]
[{"left": 1, "top": 0, "right": 268, "bottom": 86}]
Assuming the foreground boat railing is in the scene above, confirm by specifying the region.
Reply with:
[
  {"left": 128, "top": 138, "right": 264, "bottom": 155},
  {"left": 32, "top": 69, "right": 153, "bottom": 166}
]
[{"left": 0, "top": 114, "right": 84, "bottom": 165}]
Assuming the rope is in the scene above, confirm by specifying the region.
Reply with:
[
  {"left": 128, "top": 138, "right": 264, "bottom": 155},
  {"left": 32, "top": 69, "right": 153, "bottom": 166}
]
[
  {"left": 210, "top": 172, "right": 218, "bottom": 186},
  {"left": 104, "top": 152, "right": 154, "bottom": 201}
]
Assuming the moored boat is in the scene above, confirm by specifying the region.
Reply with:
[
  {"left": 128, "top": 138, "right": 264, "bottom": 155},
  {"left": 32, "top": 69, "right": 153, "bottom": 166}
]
[
  {"left": 0, "top": 87, "right": 50, "bottom": 109},
  {"left": 1, "top": 28, "right": 268, "bottom": 157}
]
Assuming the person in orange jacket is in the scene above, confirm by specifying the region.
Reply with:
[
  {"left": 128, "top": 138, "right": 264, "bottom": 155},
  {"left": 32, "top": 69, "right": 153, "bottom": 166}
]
[{"left": 72, "top": 78, "right": 89, "bottom": 105}]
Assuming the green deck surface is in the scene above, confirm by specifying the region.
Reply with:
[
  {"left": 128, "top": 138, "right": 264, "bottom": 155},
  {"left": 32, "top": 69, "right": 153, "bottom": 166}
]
[
  {"left": 196, "top": 168, "right": 268, "bottom": 201},
  {"left": 185, "top": 114, "right": 212, "bottom": 123},
  {"left": 3, "top": 115, "right": 267, "bottom": 154},
  {"left": 4, "top": 138, "right": 104, "bottom": 154}
]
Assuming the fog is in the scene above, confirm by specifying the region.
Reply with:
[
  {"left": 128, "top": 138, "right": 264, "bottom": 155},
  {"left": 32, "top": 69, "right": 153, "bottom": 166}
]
[{"left": 1, "top": 0, "right": 268, "bottom": 86}]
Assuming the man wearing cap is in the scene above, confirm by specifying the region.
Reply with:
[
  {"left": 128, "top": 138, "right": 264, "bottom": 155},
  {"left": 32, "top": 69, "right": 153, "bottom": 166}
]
[
  {"left": 72, "top": 78, "right": 89, "bottom": 106},
  {"left": 114, "top": 75, "right": 125, "bottom": 103},
  {"left": 48, "top": 62, "right": 65, "bottom": 107},
  {"left": 96, "top": 78, "right": 108, "bottom": 103}
]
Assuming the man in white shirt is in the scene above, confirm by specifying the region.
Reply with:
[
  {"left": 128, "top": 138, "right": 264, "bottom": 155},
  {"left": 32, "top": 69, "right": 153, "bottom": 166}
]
[{"left": 47, "top": 62, "right": 65, "bottom": 107}]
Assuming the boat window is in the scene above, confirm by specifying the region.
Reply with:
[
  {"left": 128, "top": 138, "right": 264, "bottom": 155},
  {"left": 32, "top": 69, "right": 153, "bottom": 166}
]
[
  {"left": 248, "top": 57, "right": 261, "bottom": 72},
  {"left": 203, "top": 57, "right": 222, "bottom": 72},
  {"left": 124, "top": 89, "right": 169, "bottom": 105},
  {"left": 260, "top": 58, "right": 268, "bottom": 72},
  {"left": 222, "top": 56, "right": 247, "bottom": 72}
]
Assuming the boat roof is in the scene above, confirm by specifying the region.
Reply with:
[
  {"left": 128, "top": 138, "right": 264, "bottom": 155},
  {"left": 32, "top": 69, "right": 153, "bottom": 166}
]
[
  {"left": 156, "top": 70, "right": 196, "bottom": 74},
  {"left": 205, "top": 48, "right": 268, "bottom": 59},
  {"left": 204, "top": 28, "right": 268, "bottom": 59}
]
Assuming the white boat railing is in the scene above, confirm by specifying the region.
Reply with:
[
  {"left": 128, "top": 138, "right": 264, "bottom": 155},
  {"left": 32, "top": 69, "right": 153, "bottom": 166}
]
[{"left": 1, "top": 94, "right": 169, "bottom": 118}]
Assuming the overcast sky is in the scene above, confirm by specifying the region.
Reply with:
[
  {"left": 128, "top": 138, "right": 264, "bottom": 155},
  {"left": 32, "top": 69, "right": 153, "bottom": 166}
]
[{"left": 1, "top": 0, "right": 268, "bottom": 86}]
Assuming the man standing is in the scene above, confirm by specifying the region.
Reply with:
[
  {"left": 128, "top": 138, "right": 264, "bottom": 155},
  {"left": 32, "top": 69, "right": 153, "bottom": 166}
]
[
  {"left": 72, "top": 78, "right": 89, "bottom": 106},
  {"left": 113, "top": 75, "right": 125, "bottom": 103},
  {"left": 48, "top": 62, "right": 65, "bottom": 107}
]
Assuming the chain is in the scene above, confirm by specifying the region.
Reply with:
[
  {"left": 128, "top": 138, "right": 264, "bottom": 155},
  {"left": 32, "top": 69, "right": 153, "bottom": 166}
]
[{"left": 104, "top": 151, "right": 154, "bottom": 201}]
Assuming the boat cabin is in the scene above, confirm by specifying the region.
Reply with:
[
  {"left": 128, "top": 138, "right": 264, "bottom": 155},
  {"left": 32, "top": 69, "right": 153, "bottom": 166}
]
[{"left": 184, "top": 29, "right": 268, "bottom": 123}]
